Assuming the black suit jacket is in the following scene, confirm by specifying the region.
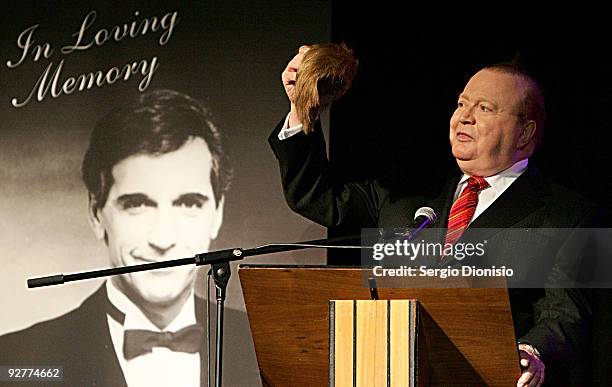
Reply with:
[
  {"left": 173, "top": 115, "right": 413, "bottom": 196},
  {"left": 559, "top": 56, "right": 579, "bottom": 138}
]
[
  {"left": 0, "top": 284, "right": 260, "bottom": 386},
  {"left": 269, "top": 120, "right": 603, "bottom": 385}
]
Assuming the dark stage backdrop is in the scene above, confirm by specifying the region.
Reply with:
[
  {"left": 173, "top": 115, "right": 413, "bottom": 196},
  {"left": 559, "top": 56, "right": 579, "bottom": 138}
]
[
  {"left": 0, "top": 1, "right": 329, "bottom": 384},
  {"left": 328, "top": 7, "right": 612, "bottom": 258}
]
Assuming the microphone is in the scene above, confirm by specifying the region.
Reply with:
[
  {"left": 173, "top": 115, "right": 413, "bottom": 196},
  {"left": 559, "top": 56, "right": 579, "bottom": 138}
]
[
  {"left": 413, "top": 206, "right": 437, "bottom": 231},
  {"left": 379, "top": 207, "right": 437, "bottom": 242}
]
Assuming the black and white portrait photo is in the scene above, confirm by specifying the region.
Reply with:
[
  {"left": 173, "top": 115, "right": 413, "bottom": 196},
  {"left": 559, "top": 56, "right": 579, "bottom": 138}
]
[{"left": 0, "top": 1, "right": 329, "bottom": 385}]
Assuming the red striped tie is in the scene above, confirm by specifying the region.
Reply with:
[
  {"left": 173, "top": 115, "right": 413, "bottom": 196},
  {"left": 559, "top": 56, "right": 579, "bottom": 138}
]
[{"left": 444, "top": 176, "right": 489, "bottom": 246}]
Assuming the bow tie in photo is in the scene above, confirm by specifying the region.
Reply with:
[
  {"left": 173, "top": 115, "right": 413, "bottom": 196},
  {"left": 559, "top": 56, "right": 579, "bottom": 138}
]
[{"left": 123, "top": 324, "right": 204, "bottom": 360}]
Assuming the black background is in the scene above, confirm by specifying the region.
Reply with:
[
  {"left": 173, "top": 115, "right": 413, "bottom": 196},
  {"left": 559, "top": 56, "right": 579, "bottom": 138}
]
[
  {"left": 328, "top": 6, "right": 612, "bottom": 252},
  {"left": 330, "top": 6, "right": 612, "bottom": 206}
]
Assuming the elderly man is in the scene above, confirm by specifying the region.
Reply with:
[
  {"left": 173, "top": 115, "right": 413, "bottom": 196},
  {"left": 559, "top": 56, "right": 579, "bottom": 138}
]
[
  {"left": 0, "top": 90, "right": 258, "bottom": 386},
  {"left": 269, "top": 46, "right": 601, "bottom": 386}
]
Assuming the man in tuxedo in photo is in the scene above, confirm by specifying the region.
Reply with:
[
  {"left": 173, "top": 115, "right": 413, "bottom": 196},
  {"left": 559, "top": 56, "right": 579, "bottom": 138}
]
[
  {"left": 0, "top": 90, "right": 259, "bottom": 386},
  {"left": 269, "top": 46, "right": 603, "bottom": 386}
]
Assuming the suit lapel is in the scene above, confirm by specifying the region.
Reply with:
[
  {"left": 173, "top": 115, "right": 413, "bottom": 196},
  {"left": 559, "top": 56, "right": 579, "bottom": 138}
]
[
  {"left": 78, "top": 284, "right": 128, "bottom": 386},
  {"left": 426, "top": 174, "right": 460, "bottom": 245},
  {"left": 430, "top": 175, "right": 459, "bottom": 226},
  {"left": 438, "top": 168, "right": 547, "bottom": 267},
  {"left": 462, "top": 167, "right": 545, "bottom": 239}
]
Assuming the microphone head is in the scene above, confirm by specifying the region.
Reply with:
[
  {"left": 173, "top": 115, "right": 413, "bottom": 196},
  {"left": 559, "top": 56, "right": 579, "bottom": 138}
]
[{"left": 414, "top": 207, "right": 437, "bottom": 224}]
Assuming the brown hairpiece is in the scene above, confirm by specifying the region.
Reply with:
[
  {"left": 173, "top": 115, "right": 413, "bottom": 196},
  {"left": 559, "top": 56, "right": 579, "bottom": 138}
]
[{"left": 295, "top": 43, "right": 358, "bottom": 134}]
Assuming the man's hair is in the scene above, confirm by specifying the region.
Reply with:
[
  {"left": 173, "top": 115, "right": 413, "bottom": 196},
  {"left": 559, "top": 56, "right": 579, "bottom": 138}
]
[
  {"left": 482, "top": 61, "right": 546, "bottom": 149},
  {"left": 82, "top": 89, "right": 233, "bottom": 209}
]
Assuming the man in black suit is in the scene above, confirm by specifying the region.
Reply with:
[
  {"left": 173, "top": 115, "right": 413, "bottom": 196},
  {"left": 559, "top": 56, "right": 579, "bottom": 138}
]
[
  {"left": 269, "top": 46, "right": 602, "bottom": 386},
  {"left": 0, "top": 90, "right": 258, "bottom": 386}
]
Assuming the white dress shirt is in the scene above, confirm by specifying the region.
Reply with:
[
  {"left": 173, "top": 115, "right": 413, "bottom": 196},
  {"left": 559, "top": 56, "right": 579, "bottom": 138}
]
[
  {"left": 453, "top": 159, "right": 529, "bottom": 223},
  {"left": 278, "top": 112, "right": 529, "bottom": 222},
  {"left": 106, "top": 281, "right": 201, "bottom": 387}
]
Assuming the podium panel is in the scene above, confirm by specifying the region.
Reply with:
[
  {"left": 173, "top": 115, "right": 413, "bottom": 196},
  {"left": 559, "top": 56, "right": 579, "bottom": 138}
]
[
  {"left": 330, "top": 300, "right": 424, "bottom": 387},
  {"left": 239, "top": 265, "right": 518, "bottom": 386}
]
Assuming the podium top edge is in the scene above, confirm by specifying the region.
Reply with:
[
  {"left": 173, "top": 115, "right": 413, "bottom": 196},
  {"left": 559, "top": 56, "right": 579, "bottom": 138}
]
[{"left": 238, "top": 264, "right": 360, "bottom": 269}]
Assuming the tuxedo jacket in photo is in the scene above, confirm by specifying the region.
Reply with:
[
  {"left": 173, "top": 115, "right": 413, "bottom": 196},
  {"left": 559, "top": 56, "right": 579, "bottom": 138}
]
[{"left": 0, "top": 284, "right": 260, "bottom": 386}]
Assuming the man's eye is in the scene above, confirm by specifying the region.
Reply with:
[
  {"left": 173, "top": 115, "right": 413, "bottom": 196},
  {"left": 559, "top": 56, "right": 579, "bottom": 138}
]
[
  {"left": 479, "top": 104, "right": 492, "bottom": 112},
  {"left": 173, "top": 194, "right": 209, "bottom": 212},
  {"left": 457, "top": 101, "right": 465, "bottom": 108},
  {"left": 121, "top": 201, "right": 152, "bottom": 214},
  {"left": 118, "top": 196, "right": 155, "bottom": 213},
  {"left": 123, "top": 200, "right": 151, "bottom": 213},
  {"left": 177, "top": 200, "right": 203, "bottom": 210},
  {"left": 124, "top": 202, "right": 145, "bottom": 210}
]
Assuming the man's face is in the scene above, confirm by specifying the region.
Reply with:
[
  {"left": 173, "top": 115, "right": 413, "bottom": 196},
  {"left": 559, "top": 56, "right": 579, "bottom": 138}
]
[
  {"left": 449, "top": 69, "right": 530, "bottom": 176},
  {"left": 90, "top": 137, "right": 223, "bottom": 308}
]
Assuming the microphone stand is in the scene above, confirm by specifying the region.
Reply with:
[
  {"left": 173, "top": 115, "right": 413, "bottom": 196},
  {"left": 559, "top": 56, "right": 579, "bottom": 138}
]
[
  {"left": 27, "top": 234, "right": 360, "bottom": 387},
  {"left": 211, "top": 261, "right": 230, "bottom": 387}
]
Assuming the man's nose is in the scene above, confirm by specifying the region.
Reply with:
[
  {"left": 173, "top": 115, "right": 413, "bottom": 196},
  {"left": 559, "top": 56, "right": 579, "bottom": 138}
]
[
  {"left": 147, "top": 208, "right": 177, "bottom": 254},
  {"left": 459, "top": 105, "right": 476, "bottom": 125}
]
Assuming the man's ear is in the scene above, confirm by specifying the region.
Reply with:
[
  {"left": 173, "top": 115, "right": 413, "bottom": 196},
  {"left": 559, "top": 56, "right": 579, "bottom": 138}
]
[
  {"left": 87, "top": 195, "right": 106, "bottom": 241},
  {"left": 210, "top": 196, "right": 225, "bottom": 240},
  {"left": 518, "top": 120, "right": 537, "bottom": 149}
]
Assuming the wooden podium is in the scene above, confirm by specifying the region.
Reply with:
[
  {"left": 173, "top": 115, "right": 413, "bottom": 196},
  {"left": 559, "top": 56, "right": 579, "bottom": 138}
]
[{"left": 239, "top": 265, "right": 520, "bottom": 386}]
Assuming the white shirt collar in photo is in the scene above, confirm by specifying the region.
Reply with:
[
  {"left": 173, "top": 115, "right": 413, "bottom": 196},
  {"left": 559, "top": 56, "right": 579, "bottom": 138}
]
[
  {"left": 105, "top": 280, "right": 200, "bottom": 387},
  {"left": 454, "top": 158, "right": 529, "bottom": 223}
]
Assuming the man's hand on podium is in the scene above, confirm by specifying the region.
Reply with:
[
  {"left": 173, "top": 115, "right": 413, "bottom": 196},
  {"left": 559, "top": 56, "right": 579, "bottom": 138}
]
[{"left": 517, "top": 343, "right": 545, "bottom": 387}]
